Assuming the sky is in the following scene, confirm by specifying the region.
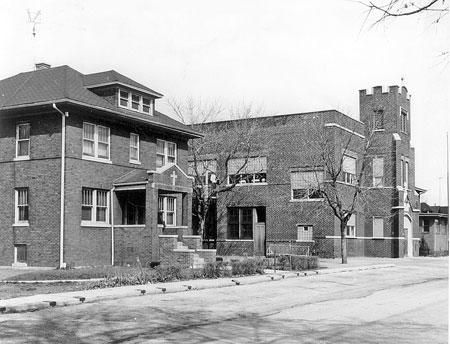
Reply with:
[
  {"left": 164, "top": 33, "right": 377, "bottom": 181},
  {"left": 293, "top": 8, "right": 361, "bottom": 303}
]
[{"left": 1, "top": 0, "right": 449, "bottom": 205}]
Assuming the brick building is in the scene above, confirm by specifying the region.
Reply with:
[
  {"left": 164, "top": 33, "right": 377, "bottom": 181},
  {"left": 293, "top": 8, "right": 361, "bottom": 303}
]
[
  {"left": 419, "top": 203, "right": 449, "bottom": 256},
  {"left": 190, "top": 85, "right": 421, "bottom": 258},
  {"left": 0, "top": 64, "right": 213, "bottom": 268}
]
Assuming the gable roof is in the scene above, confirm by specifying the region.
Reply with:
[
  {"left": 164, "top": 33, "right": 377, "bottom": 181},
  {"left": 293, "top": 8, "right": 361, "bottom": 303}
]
[
  {"left": 83, "top": 70, "right": 163, "bottom": 98},
  {"left": 0, "top": 65, "right": 200, "bottom": 138}
]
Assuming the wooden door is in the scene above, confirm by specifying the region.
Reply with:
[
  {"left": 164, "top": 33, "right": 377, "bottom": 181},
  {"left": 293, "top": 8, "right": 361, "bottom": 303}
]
[{"left": 254, "top": 224, "right": 266, "bottom": 256}]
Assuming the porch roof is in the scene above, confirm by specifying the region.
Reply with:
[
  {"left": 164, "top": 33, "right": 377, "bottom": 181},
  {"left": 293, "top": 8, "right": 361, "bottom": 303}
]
[{"left": 114, "top": 169, "right": 148, "bottom": 186}]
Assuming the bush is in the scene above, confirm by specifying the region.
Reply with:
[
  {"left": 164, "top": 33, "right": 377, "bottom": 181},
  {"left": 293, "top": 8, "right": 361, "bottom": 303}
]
[
  {"left": 231, "top": 258, "right": 265, "bottom": 276},
  {"left": 203, "top": 261, "right": 232, "bottom": 278},
  {"left": 272, "top": 255, "right": 319, "bottom": 271}
]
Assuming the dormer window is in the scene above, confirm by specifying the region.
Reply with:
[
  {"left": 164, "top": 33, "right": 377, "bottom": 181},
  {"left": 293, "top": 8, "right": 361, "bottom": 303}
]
[{"left": 118, "top": 88, "right": 153, "bottom": 115}]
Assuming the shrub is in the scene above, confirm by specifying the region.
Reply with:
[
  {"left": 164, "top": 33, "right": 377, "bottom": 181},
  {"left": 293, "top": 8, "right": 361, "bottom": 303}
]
[
  {"left": 231, "top": 258, "right": 265, "bottom": 276},
  {"left": 203, "top": 261, "right": 232, "bottom": 278},
  {"left": 270, "top": 255, "right": 319, "bottom": 271}
]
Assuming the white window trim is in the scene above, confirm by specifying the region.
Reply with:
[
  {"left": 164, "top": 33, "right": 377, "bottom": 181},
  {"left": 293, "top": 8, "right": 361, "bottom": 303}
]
[
  {"left": 118, "top": 88, "right": 154, "bottom": 115},
  {"left": 15, "top": 123, "right": 31, "bottom": 161},
  {"left": 156, "top": 139, "right": 177, "bottom": 167},
  {"left": 81, "top": 189, "right": 110, "bottom": 227},
  {"left": 82, "top": 122, "right": 111, "bottom": 163},
  {"left": 158, "top": 196, "right": 177, "bottom": 227},
  {"left": 14, "top": 188, "right": 29, "bottom": 226},
  {"left": 129, "top": 133, "right": 140, "bottom": 164}
]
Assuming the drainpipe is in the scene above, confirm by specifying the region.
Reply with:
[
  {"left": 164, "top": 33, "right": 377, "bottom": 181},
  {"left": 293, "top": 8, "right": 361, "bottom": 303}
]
[
  {"left": 52, "top": 104, "right": 68, "bottom": 269},
  {"left": 111, "top": 186, "right": 115, "bottom": 265}
]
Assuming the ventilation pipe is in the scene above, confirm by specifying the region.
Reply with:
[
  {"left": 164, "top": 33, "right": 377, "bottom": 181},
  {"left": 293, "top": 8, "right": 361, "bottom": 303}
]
[{"left": 52, "top": 104, "right": 68, "bottom": 269}]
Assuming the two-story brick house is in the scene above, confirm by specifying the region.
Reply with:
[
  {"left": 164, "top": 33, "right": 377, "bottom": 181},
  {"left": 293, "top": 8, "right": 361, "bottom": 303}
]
[
  {"left": 0, "top": 63, "right": 204, "bottom": 267},
  {"left": 191, "top": 86, "right": 421, "bottom": 258}
]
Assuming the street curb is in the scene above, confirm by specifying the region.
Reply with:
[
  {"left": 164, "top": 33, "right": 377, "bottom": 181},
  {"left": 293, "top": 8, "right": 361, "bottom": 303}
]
[{"left": 0, "top": 264, "right": 395, "bottom": 314}]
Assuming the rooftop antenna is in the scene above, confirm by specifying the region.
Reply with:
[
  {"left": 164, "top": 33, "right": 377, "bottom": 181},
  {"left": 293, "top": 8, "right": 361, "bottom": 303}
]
[{"left": 27, "top": 9, "right": 41, "bottom": 38}]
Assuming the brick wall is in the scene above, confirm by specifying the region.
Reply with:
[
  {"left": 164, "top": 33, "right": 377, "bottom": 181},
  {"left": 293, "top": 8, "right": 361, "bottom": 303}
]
[
  {"left": 0, "top": 104, "right": 193, "bottom": 267},
  {"left": 0, "top": 113, "right": 62, "bottom": 266}
]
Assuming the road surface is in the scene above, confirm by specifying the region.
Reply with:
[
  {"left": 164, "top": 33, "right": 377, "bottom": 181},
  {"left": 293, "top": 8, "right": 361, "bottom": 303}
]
[{"left": 1, "top": 257, "right": 447, "bottom": 343}]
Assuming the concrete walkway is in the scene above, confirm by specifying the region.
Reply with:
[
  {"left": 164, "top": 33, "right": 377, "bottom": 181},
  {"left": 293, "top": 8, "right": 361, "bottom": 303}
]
[{"left": 0, "top": 263, "right": 394, "bottom": 314}]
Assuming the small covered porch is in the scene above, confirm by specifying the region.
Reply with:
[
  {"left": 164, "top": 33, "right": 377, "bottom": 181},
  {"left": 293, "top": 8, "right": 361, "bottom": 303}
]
[{"left": 112, "top": 165, "right": 194, "bottom": 266}]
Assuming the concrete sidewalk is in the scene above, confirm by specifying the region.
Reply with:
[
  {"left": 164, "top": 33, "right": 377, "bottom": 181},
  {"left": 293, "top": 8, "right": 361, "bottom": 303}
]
[{"left": 0, "top": 263, "right": 395, "bottom": 314}]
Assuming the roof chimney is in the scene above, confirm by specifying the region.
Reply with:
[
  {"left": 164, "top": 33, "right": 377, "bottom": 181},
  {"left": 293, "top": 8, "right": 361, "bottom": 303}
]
[{"left": 35, "top": 63, "right": 51, "bottom": 70}]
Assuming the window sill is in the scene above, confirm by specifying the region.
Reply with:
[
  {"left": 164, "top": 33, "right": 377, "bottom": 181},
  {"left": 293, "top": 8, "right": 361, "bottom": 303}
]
[
  {"left": 82, "top": 155, "right": 112, "bottom": 164},
  {"left": 372, "top": 236, "right": 385, "bottom": 239},
  {"left": 290, "top": 198, "right": 324, "bottom": 202},
  {"left": 115, "top": 224, "right": 145, "bottom": 228},
  {"left": 295, "top": 240, "right": 315, "bottom": 243},
  {"left": 13, "top": 222, "right": 29, "bottom": 227},
  {"left": 81, "top": 222, "right": 111, "bottom": 228},
  {"left": 14, "top": 156, "right": 30, "bottom": 161},
  {"left": 223, "top": 239, "right": 254, "bottom": 242},
  {"left": 233, "top": 182, "right": 268, "bottom": 187},
  {"left": 129, "top": 160, "right": 141, "bottom": 165}
]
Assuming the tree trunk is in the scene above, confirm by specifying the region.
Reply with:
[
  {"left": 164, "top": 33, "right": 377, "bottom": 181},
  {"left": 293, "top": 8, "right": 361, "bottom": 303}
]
[
  {"left": 198, "top": 217, "right": 206, "bottom": 240},
  {"left": 340, "top": 221, "right": 348, "bottom": 264}
]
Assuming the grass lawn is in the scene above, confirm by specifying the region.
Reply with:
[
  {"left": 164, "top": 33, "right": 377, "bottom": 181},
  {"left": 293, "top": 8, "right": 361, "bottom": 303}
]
[
  {"left": 3, "top": 266, "right": 150, "bottom": 281},
  {"left": 0, "top": 282, "right": 91, "bottom": 300},
  {"left": 0, "top": 260, "right": 267, "bottom": 299}
]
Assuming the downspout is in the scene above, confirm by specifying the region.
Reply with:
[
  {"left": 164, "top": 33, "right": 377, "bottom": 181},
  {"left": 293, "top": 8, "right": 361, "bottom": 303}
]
[
  {"left": 111, "top": 186, "right": 115, "bottom": 265},
  {"left": 52, "top": 104, "right": 68, "bottom": 269}
]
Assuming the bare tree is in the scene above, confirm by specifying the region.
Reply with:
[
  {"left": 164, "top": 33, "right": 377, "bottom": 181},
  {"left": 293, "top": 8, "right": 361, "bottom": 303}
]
[
  {"left": 168, "top": 98, "right": 265, "bottom": 240},
  {"left": 361, "top": 0, "right": 448, "bottom": 25},
  {"left": 298, "top": 118, "right": 390, "bottom": 263}
]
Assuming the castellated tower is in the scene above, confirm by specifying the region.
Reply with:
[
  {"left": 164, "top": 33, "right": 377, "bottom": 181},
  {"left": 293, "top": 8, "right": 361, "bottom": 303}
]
[{"left": 359, "top": 85, "right": 419, "bottom": 258}]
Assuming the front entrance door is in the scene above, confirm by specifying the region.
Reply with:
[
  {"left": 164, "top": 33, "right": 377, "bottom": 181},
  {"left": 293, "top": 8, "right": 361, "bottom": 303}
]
[
  {"left": 253, "top": 207, "right": 266, "bottom": 256},
  {"left": 404, "top": 216, "right": 413, "bottom": 257},
  {"left": 254, "top": 224, "right": 266, "bottom": 256}
]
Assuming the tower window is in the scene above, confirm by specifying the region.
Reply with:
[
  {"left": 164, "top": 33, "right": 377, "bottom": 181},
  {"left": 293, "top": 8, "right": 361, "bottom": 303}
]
[
  {"left": 373, "top": 110, "right": 384, "bottom": 130},
  {"left": 400, "top": 108, "right": 408, "bottom": 133}
]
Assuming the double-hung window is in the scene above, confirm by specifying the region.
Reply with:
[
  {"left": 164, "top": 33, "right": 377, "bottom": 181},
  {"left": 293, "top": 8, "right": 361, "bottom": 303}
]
[
  {"left": 118, "top": 88, "right": 153, "bottom": 115},
  {"left": 291, "top": 170, "right": 323, "bottom": 200},
  {"left": 82, "top": 123, "right": 110, "bottom": 161},
  {"left": 156, "top": 139, "right": 176, "bottom": 168},
  {"left": 400, "top": 108, "right": 408, "bottom": 133},
  {"left": 227, "top": 207, "right": 253, "bottom": 240},
  {"left": 346, "top": 215, "right": 356, "bottom": 237},
  {"left": 158, "top": 196, "right": 176, "bottom": 226},
  {"left": 81, "top": 188, "right": 109, "bottom": 225},
  {"left": 297, "top": 225, "right": 313, "bottom": 241},
  {"left": 129, "top": 133, "right": 140, "bottom": 163},
  {"left": 373, "top": 109, "right": 384, "bottom": 130},
  {"left": 14, "top": 188, "right": 29, "bottom": 225},
  {"left": 373, "top": 157, "right": 384, "bottom": 187},
  {"left": 342, "top": 155, "right": 356, "bottom": 185},
  {"left": 119, "top": 90, "right": 129, "bottom": 107},
  {"left": 227, "top": 157, "right": 267, "bottom": 184},
  {"left": 16, "top": 123, "right": 30, "bottom": 159}
]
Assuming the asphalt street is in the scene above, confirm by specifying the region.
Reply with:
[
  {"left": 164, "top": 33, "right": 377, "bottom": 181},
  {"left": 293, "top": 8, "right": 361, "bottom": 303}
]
[{"left": 0, "top": 257, "right": 447, "bottom": 343}]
